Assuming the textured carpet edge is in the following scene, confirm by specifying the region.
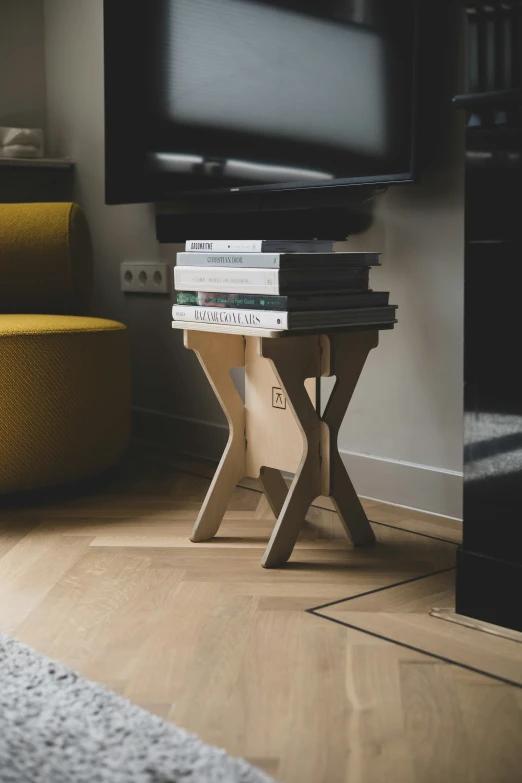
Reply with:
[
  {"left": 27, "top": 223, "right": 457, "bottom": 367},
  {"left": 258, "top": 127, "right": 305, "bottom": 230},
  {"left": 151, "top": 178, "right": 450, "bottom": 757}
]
[{"left": 0, "top": 633, "right": 275, "bottom": 783}]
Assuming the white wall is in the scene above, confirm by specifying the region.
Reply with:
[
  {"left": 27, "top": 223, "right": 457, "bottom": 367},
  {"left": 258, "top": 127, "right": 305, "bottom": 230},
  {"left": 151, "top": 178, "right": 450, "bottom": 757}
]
[
  {"left": 0, "top": 0, "right": 47, "bottom": 129},
  {"left": 333, "top": 5, "right": 465, "bottom": 517},
  {"left": 333, "top": 179, "right": 464, "bottom": 518},
  {"left": 43, "top": 0, "right": 226, "bottom": 457},
  {"left": 41, "top": 0, "right": 464, "bottom": 517}
]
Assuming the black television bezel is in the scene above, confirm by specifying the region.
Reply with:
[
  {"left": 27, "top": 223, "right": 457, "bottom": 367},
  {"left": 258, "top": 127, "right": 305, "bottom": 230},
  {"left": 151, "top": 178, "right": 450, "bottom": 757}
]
[{"left": 104, "top": 0, "right": 420, "bottom": 207}]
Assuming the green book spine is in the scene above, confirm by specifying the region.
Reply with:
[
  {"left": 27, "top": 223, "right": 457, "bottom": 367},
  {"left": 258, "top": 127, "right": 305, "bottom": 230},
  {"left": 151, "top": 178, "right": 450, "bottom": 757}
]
[{"left": 175, "top": 291, "right": 287, "bottom": 311}]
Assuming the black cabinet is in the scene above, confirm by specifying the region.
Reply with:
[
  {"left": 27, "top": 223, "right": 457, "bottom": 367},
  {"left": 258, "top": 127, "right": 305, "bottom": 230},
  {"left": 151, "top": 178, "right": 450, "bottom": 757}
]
[
  {"left": 456, "top": 1, "right": 522, "bottom": 632},
  {"left": 0, "top": 158, "right": 74, "bottom": 203}
]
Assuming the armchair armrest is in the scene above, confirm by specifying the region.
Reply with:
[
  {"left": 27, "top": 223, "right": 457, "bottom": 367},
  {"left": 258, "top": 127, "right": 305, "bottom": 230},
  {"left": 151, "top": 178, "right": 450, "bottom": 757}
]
[{"left": 0, "top": 202, "right": 93, "bottom": 314}]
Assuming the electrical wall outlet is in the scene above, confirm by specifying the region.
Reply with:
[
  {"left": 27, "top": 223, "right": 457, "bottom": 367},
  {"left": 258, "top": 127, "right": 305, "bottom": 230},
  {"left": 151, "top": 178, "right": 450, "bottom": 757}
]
[{"left": 120, "top": 262, "right": 170, "bottom": 294}]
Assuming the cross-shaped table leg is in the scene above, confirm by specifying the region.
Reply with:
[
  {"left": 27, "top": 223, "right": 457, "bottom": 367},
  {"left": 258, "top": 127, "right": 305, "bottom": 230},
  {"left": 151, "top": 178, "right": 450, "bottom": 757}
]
[
  {"left": 184, "top": 329, "right": 378, "bottom": 567},
  {"left": 184, "top": 330, "right": 246, "bottom": 542},
  {"left": 319, "top": 332, "right": 378, "bottom": 548},
  {"left": 260, "top": 331, "right": 377, "bottom": 567}
]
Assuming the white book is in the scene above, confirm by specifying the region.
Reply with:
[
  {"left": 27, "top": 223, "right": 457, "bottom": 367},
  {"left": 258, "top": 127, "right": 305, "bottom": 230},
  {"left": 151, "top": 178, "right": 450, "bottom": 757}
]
[
  {"left": 174, "top": 265, "right": 281, "bottom": 294},
  {"left": 172, "top": 306, "right": 287, "bottom": 330},
  {"left": 177, "top": 251, "right": 379, "bottom": 269},
  {"left": 185, "top": 240, "right": 270, "bottom": 253},
  {"left": 174, "top": 264, "right": 370, "bottom": 295},
  {"left": 184, "top": 239, "right": 335, "bottom": 253},
  {"left": 172, "top": 305, "right": 397, "bottom": 331},
  {"left": 178, "top": 252, "right": 280, "bottom": 268}
]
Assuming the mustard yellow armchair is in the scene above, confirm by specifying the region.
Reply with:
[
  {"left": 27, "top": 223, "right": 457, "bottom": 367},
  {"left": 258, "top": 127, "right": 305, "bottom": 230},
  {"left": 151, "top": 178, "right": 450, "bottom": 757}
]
[{"left": 0, "top": 202, "right": 131, "bottom": 494}]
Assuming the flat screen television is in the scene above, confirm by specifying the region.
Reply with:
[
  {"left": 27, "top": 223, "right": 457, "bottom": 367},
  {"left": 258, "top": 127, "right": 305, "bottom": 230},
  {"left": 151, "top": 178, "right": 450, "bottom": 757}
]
[{"left": 104, "top": 0, "right": 419, "bottom": 208}]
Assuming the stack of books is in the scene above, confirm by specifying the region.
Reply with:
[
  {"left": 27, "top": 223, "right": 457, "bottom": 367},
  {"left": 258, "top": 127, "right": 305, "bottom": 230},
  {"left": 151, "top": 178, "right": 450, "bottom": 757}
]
[{"left": 172, "top": 239, "right": 397, "bottom": 332}]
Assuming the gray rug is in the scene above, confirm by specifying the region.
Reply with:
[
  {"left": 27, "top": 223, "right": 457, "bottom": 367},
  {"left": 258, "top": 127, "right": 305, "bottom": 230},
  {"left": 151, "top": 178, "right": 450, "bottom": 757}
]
[{"left": 0, "top": 634, "right": 274, "bottom": 783}]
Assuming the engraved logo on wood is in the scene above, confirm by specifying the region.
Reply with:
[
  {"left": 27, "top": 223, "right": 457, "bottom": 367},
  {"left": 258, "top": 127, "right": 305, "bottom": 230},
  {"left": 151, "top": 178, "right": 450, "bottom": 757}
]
[{"left": 272, "top": 387, "right": 286, "bottom": 409}]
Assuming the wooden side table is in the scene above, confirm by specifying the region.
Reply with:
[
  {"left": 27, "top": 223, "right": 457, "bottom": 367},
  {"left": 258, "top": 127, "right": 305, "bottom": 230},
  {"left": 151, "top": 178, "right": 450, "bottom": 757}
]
[{"left": 172, "top": 321, "right": 383, "bottom": 568}]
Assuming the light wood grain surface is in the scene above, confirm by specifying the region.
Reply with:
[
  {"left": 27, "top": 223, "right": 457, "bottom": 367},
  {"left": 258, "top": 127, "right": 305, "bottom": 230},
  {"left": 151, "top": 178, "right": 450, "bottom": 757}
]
[
  {"left": 244, "top": 335, "right": 316, "bottom": 476},
  {"left": 318, "top": 571, "right": 522, "bottom": 687},
  {"left": 184, "top": 331, "right": 247, "bottom": 542},
  {"left": 1, "top": 450, "right": 520, "bottom": 783}
]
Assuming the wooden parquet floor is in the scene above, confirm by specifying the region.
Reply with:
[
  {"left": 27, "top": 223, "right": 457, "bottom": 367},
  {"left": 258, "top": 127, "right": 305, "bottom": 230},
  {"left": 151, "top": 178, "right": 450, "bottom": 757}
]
[{"left": 1, "top": 451, "right": 521, "bottom": 783}]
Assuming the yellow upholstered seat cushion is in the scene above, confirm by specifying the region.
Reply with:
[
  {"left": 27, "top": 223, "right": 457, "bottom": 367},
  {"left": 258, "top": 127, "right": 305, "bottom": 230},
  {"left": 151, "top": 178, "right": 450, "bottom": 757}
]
[
  {"left": 0, "top": 314, "right": 123, "bottom": 337},
  {"left": 0, "top": 314, "right": 131, "bottom": 493}
]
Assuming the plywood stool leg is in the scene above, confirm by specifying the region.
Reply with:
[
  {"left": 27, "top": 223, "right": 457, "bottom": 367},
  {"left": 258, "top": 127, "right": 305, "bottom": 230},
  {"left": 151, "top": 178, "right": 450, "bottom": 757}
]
[
  {"left": 184, "top": 331, "right": 246, "bottom": 542},
  {"left": 183, "top": 327, "right": 379, "bottom": 564},
  {"left": 258, "top": 466, "right": 288, "bottom": 519},
  {"left": 260, "top": 336, "right": 322, "bottom": 568},
  {"left": 322, "top": 331, "right": 378, "bottom": 546},
  {"left": 262, "top": 458, "right": 321, "bottom": 568}
]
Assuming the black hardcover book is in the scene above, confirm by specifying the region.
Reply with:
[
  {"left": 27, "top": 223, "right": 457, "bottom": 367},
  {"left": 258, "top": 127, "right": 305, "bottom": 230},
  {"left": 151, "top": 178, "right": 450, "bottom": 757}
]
[
  {"left": 467, "top": 7, "right": 479, "bottom": 93},
  {"left": 514, "top": 2, "right": 522, "bottom": 87},
  {"left": 477, "top": 7, "right": 487, "bottom": 92},
  {"left": 484, "top": 6, "right": 496, "bottom": 92},
  {"left": 172, "top": 305, "right": 398, "bottom": 331}
]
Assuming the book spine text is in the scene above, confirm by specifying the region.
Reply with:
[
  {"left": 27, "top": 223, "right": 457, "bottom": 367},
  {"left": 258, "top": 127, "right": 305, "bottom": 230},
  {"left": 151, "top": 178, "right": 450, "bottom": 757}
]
[
  {"left": 174, "top": 266, "right": 279, "bottom": 294},
  {"left": 184, "top": 241, "right": 263, "bottom": 252},
  {"left": 172, "top": 306, "right": 288, "bottom": 329},
  {"left": 175, "top": 291, "right": 286, "bottom": 310}
]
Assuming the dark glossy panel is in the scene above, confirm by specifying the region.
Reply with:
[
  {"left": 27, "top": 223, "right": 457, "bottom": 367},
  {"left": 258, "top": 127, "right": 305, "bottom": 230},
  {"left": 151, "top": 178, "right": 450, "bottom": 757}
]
[
  {"left": 458, "top": 15, "right": 522, "bottom": 627},
  {"left": 463, "top": 128, "right": 522, "bottom": 566},
  {"left": 456, "top": 549, "right": 522, "bottom": 631}
]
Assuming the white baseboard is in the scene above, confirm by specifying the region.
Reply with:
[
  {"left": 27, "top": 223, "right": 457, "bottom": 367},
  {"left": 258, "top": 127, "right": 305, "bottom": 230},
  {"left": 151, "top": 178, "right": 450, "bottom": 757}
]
[
  {"left": 132, "top": 408, "right": 463, "bottom": 519},
  {"left": 340, "top": 449, "right": 463, "bottom": 520}
]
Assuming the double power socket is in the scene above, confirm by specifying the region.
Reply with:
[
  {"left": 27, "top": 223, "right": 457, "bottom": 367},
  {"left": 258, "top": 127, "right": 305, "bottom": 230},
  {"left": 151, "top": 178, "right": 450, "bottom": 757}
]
[{"left": 120, "top": 261, "right": 170, "bottom": 294}]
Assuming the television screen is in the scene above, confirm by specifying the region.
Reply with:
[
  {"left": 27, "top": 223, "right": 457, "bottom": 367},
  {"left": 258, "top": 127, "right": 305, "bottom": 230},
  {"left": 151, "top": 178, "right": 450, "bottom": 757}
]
[{"left": 104, "top": 0, "right": 418, "bottom": 205}]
